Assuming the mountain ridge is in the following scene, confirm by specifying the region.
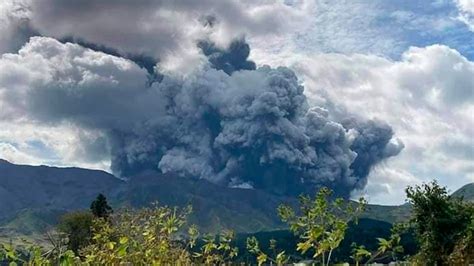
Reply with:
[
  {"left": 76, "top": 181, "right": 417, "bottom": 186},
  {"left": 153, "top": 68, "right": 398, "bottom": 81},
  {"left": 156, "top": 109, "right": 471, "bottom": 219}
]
[{"left": 0, "top": 159, "right": 472, "bottom": 240}]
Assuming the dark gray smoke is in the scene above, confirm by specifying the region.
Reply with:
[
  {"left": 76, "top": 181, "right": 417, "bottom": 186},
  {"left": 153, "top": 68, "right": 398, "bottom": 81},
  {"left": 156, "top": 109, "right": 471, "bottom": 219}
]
[
  {"left": 343, "top": 119, "right": 404, "bottom": 190},
  {"left": 0, "top": 37, "right": 403, "bottom": 198},
  {"left": 198, "top": 39, "right": 256, "bottom": 75},
  {"left": 102, "top": 66, "right": 402, "bottom": 197}
]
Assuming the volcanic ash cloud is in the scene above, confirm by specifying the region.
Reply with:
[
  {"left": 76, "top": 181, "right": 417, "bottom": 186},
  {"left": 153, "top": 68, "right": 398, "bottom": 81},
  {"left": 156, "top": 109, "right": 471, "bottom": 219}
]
[{"left": 0, "top": 37, "right": 403, "bottom": 197}]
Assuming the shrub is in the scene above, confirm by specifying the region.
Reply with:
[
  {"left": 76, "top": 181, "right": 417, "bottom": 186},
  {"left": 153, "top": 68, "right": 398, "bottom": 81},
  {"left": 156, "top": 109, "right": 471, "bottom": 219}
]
[
  {"left": 406, "top": 181, "right": 474, "bottom": 265},
  {"left": 58, "top": 211, "right": 94, "bottom": 254},
  {"left": 81, "top": 203, "right": 193, "bottom": 264}
]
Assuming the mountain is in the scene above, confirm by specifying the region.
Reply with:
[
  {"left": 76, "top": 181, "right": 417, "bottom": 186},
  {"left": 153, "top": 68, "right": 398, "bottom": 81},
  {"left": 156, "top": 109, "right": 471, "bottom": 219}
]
[
  {"left": 114, "top": 173, "right": 296, "bottom": 233},
  {"left": 0, "top": 159, "right": 472, "bottom": 242},
  {"left": 360, "top": 203, "right": 411, "bottom": 224},
  {"left": 452, "top": 183, "right": 474, "bottom": 201},
  {"left": 0, "top": 159, "right": 123, "bottom": 220},
  {"left": 0, "top": 160, "right": 295, "bottom": 238}
]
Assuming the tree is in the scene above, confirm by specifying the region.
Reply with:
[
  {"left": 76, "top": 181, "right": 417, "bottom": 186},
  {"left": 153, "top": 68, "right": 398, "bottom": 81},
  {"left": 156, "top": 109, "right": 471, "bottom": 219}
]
[
  {"left": 406, "top": 180, "right": 474, "bottom": 265},
  {"left": 90, "top": 193, "right": 113, "bottom": 219},
  {"left": 57, "top": 211, "right": 94, "bottom": 254},
  {"left": 58, "top": 194, "right": 112, "bottom": 255},
  {"left": 277, "top": 187, "right": 366, "bottom": 265}
]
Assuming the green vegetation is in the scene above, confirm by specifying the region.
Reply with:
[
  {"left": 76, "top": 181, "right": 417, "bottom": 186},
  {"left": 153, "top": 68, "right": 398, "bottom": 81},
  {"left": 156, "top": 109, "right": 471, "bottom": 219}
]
[
  {"left": 57, "top": 211, "right": 94, "bottom": 254},
  {"left": 277, "top": 187, "right": 366, "bottom": 265},
  {"left": 57, "top": 194, "right": 115, "bottom": 255},
  {"left": 191, "top": 229, "right": 239, "bottom": 264},
  {"left": 406, "top": 181, "right": 474, "bottom": 265},
  {"left": 246, "top": 236, "right": 289, "bottom": 265},
  {"left": 352, "top": 223, "right": 407, "bottom": 264},
  {"left": 1, "top": 182, "right": 473, "bottom": 265},
  {"left": 89, "top": 194, "right": 113, "bottom": 219},
  {"left": 81, "top": 203, "right": 194, "bottom": 264}
]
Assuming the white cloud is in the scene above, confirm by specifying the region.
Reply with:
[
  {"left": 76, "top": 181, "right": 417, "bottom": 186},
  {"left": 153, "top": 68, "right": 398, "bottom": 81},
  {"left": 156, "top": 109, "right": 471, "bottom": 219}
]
[
  {"left": 7, "top": 0, "right": 310, "bottom": 74},
  {"left": 0, "top": 121, "right": 110, "bottom": 171},
  {"left": 0, "top": 36, "right": 150, "bottom": 124},
  {"left": 353, "top": 166, "right": 421, "bottom": 205},
  {"left": 0, "top": 0, "right": 34, "bottom": 54},
  {"left": 455, "top": 0, "right": 474, "bottom": 30},
  {"left": 0, "top": 36, "right": 150, "bottom": 171},
  {"left": 0, "top": 142, "right": 43, "bottom": 165}
]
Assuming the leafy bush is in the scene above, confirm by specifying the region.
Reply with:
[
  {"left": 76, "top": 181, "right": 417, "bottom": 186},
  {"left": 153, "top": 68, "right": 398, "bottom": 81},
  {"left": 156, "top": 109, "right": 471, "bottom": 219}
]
[
  {"left": 406, "top": 180, "right": 474, "bottom": 265},
  {"left": 80, "top": 203, "right": 193, "bottom": 264},
  {"left": 58, "top": 211, "right": 94, "bottom": 254}
]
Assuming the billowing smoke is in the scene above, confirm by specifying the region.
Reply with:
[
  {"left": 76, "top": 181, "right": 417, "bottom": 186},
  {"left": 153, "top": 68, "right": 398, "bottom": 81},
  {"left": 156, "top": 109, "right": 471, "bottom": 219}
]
[
  {"left": 198, "top": 39, "right": 256, "bottom": 75},
  {"left": 343, "top": 119, "right": 405, "bottom": 190},
  {"left": 0, "top": 37, "right": 403, "bottom": 197}
]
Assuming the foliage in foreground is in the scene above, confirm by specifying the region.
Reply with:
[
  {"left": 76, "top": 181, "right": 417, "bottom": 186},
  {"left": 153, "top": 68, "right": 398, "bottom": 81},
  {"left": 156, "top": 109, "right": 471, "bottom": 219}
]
[
  {"left": 1, "top": 203, "right": 238, "bottom": 265},
  {"left": 350, "top": 223, "right": 407, "bottom": 265},
  {"left": 246, "top": 236, "right": 289, "bottom": 266},
  {"left": 349, "top": 181, "right": 474, "bottom": 265},
  {"left": 406, "top": 181, "right": 474, "bottom": 265},
  {"left": 81, "top": 203, "right": 193, "bottom": 264},
  {"left": 57, "top": 211, "right": 94, "bottom": 254},
  {"left": 277, "top": 187, "right": 366, "bottom": 265},
  {"left": 1, "top": 182, "right": 473, "bottom": 265}
]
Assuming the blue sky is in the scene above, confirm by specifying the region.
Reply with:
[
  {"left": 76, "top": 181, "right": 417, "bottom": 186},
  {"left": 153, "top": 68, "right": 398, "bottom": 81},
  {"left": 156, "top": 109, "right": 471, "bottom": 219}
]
[{"left": 291, "top": 0, "right": 473, "bottom": 60}]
